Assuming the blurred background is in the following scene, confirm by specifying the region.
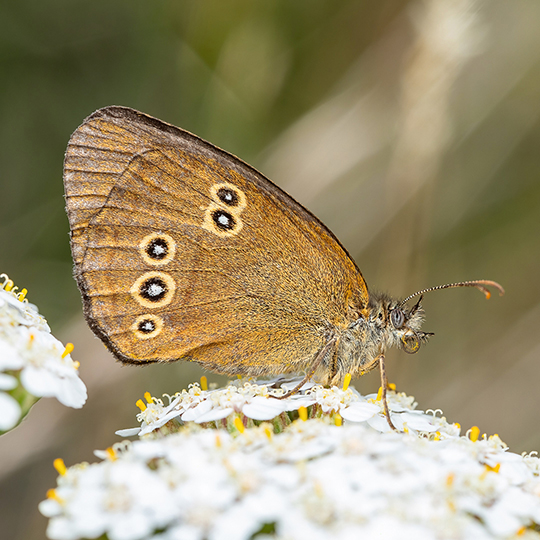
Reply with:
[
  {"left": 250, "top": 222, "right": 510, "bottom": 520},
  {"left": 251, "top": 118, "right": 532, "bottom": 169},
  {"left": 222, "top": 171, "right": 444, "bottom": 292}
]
[{"left": 1, "top": 0, "right": 540, "bottom": 537}]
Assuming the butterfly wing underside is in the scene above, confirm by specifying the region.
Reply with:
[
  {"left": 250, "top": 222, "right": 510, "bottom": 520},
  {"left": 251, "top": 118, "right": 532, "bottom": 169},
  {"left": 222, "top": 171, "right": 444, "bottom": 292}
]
[{"left": 64, "top": 106, "right": 369, "bottom": 377}]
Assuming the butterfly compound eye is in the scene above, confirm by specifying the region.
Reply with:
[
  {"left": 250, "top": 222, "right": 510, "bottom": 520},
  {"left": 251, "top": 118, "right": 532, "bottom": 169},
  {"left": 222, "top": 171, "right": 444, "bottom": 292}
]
[{"left": 390, "top": 308, "right": 405, "bottom": 329}]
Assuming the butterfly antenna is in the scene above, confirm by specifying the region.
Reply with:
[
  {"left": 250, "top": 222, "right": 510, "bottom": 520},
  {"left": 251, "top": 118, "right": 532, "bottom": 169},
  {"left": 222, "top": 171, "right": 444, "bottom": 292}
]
[{"left": 399, "top": 280, "right": 504, "bottom": 307}]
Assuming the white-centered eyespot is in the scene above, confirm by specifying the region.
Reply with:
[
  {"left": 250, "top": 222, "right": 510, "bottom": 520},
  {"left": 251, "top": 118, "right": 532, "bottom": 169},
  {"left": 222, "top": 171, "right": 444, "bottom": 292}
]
[
  {"left": 132, "top": 314, "right": 164, "bottom": 340},
  {"left": 139, "top": 233, "right": 176, "bottom": 266},
  {"left": 209, "top": 182, "right": 247, "bottom": 211},
  {"left": 202, "top": 203, "right": 243, "bottom": 237},
  {"left": 130, "top": 271, "right": 176, "bottom": 309}
]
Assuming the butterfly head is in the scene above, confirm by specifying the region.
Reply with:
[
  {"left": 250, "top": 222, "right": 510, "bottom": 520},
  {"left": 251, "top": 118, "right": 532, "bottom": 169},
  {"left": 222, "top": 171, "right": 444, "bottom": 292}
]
[{"left": 368, "top": 293, "right": 432, "bottom": 355}]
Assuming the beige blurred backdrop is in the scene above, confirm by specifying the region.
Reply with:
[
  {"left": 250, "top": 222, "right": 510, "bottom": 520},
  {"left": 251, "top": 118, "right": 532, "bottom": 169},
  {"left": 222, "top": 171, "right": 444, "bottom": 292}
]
[{"left": 1, "top": 1, "right": 540, "bottom": 538}]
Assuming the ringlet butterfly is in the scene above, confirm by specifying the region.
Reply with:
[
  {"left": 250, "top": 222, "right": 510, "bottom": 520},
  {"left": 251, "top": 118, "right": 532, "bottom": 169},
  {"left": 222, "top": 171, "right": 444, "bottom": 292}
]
[{"left": 64, "top": 106, "right": 504, "bottom": 429}]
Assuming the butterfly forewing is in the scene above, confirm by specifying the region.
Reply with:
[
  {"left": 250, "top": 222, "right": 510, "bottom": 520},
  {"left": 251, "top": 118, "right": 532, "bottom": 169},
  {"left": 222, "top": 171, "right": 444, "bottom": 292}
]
[{"left": 64, "top": 106, "right": 369, "bottom": 376}]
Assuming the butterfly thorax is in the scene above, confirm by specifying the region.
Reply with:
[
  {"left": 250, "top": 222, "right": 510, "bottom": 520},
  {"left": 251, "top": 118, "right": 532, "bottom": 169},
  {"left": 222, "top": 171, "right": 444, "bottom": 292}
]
[{"left": 326, "top": 292, "right": 431, "bottom": 385}]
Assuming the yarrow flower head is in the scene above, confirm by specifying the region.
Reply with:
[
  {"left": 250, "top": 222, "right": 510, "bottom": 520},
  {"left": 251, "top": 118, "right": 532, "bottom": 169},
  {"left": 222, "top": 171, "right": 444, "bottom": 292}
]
[
  {"left": 0, "top": 273, "right": 87, "bottom": 433},
  {"left": 41, "top": 376, "right": 540, "bottom": 539},
  {"left": 115, "top": 373, "right": 447, "bottom": 439}
]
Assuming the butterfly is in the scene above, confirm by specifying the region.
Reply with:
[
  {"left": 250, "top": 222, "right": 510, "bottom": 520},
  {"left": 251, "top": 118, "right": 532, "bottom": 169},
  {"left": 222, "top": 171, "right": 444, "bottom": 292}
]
[{"left": 64, "top": 106, "right": 504, "bottom": 429}]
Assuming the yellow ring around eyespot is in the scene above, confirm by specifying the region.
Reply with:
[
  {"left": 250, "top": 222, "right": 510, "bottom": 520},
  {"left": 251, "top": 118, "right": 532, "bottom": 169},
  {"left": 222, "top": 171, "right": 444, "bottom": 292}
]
[
  {"left": 209, "top": 182, "right": 247, "bottom": 212},
  {"left": 132, "top": 314, "right": 164, "bottom": 340},
  {"left": 130, "top": 271, "right": 176, "bottom": 309},
  {"left": 139, "top": 233, "right": 176, "bottom": 266},
  {"left": 202, "top": 203, "right": 243, "bottom": 238}
]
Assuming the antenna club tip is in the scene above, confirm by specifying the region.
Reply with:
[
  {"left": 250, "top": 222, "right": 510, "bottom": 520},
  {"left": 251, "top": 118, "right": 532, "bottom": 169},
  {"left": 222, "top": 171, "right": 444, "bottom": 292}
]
[{"left": 477, "top": 280, "right": 505, "bottom": 297}]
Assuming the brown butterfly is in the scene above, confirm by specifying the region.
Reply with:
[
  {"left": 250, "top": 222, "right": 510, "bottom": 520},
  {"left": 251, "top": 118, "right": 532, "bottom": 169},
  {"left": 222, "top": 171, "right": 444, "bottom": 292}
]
[{"left": 64, "top": 106, "right": 504, "bottom": 429}]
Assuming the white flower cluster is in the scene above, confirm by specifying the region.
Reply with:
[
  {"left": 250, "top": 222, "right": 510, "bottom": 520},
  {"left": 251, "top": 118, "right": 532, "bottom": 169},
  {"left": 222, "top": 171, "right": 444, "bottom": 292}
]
[
  {"left": 0, "top": 274, "right": 87, "bottom": 432},
  {"left": 40, "top": 380, "right": 540, "bottom": 540},
  {"left": 117, "top": 377, "right": 445, "bottom": 438}
]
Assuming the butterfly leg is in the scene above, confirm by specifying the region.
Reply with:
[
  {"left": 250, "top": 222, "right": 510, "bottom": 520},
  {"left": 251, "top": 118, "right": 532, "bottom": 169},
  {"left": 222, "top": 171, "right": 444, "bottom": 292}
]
[
  {"left": 376, "top": 354, "right": 397, "bottom": 431},
  {"left": 275, "top": 336, "right": 337, "bottom": 400}
]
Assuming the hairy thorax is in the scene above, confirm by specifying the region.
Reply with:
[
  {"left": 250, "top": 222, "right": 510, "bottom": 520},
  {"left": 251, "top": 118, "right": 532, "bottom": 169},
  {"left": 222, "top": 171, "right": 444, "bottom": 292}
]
[{"left": 317, "top": 292, "right": 430, "bottom": 386}]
